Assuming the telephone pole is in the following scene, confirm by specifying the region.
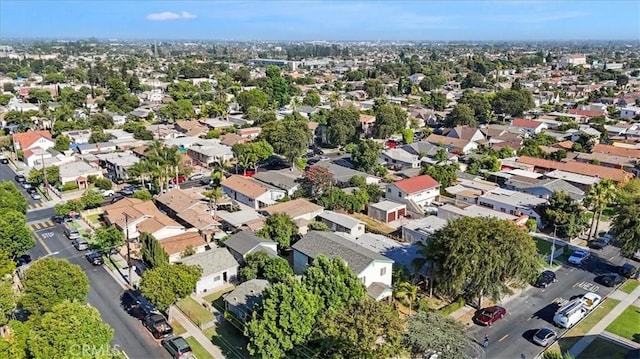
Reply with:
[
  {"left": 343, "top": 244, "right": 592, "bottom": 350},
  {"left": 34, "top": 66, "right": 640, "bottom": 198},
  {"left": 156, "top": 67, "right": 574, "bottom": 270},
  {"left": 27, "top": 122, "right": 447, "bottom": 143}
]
[
  {"left": 124, "top": 213, "right": 133, "bottom": 286},
  {"left": 41, "top": 152, "right": 49, "bottom": 196}
]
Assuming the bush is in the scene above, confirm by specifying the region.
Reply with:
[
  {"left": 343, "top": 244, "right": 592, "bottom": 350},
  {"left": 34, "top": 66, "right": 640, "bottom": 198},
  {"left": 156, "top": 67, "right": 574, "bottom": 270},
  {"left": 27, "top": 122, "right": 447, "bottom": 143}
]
[
  {"left": 62, "top": 182, "right": 79, "bottom": 192},
  {"left": 439, "top": 298, "right": 466, "bottom": 316},
  {"left": 93, "top": 178, "right": 113, "bottom": 191}
]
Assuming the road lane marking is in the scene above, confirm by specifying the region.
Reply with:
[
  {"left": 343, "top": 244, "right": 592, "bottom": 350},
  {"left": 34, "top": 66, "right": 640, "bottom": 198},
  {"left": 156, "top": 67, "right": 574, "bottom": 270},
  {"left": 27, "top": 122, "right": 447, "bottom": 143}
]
[
  {"left": 527, "top": 317, "right": 532, "bottom": 321},
  {"left": 609, "top": 256, "right": 615, "bottom": 261},
  {"left": 499, "top": 334, "right": 509, "bottom": 342},
  {"left": 33, "top": 231, "right": 52, "bottom": 254}
]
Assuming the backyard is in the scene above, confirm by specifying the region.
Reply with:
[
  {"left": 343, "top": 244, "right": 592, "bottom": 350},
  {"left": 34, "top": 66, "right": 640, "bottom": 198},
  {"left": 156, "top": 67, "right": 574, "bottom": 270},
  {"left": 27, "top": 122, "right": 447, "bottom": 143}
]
[{"left": 606, "top": 305, "right": 640, "bottom": 343}]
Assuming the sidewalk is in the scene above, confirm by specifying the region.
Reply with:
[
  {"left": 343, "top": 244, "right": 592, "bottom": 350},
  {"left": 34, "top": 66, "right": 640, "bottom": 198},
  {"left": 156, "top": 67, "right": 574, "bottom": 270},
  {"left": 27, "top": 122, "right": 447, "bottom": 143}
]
[
  {"left": 169, "top": 306, "right": 225, "bottom": 359},
  {"left": 568, "top": 284, "right": 640, "bottom": 357}
]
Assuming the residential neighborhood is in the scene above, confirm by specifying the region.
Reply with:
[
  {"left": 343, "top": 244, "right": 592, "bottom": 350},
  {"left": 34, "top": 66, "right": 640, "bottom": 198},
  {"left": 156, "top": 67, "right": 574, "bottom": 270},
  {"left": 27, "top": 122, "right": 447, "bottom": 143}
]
[{"left": 1, "top": 2, "right": 640, "bottom": 359}]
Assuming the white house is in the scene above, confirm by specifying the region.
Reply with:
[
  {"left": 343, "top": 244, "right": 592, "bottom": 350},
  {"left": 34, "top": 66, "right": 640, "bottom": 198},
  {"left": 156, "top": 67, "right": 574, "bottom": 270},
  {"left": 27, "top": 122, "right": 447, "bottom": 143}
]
[
  {"left": 620, "top": 107, "right": 640, "bottom": 119},
  {"left": 559, "top": 54, "right": 587, "bottom": 68},
  {"left": 385, "top": 175, "right": 440, "bottom": 211},
  {"left": 511, "top": 118, "right": 548, "bottom": 136},
  {"left": 292, "top": 231, "right": 394, "bottom": 301},
  {"left": 12, "top": 130, "right": 54, "bottom": 153},
  {"left": 221, "top": 175, "right": 286, "bottom": 210},
  {"left": 477, "top": 188, "right": 548, "bottom": 226},
  {"left": 408, "top": 73, "right": 425, "bottom": 84},
  {"left": 317, "top": 211, "right": 366, "bottom": 238},
  {"left": 178, "top": 247, "right": 239, "bottom": 294},
  {"left": 59, "top": 160, "right": 103, "bottom": 185}
]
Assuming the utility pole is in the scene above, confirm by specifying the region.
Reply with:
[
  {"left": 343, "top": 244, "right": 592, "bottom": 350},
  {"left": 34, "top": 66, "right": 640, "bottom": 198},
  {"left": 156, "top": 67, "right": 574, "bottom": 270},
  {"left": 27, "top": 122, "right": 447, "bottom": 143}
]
[
  {"left": 124, "top": 213, "right": 133, "bottom": 286},
  {"left": 41, "top": 152, "right": 49, "bottom": 196}
]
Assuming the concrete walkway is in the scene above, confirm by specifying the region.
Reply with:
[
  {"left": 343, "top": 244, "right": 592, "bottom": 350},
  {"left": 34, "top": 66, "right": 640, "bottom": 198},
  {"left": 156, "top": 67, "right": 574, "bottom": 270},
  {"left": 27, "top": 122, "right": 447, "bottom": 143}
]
[
  {"left": 568, "top": 284, "right": 640, "bottom": 357},
  {"left": 169, "top": 306, "right": 225, "bottom": 359}
]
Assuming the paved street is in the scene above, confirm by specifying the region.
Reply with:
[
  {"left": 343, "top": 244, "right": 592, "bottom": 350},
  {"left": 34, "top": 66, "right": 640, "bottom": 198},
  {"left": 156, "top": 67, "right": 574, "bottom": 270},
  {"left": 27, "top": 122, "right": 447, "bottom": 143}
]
[
  {"left": 0, "top": 162, "right": 42, "bottom": 208},
  {"left": 27, "top": 224, "right": 169, "bottom": 359},
  {"left": 467, "top": 244, "right": 630, "bottom": 359}
]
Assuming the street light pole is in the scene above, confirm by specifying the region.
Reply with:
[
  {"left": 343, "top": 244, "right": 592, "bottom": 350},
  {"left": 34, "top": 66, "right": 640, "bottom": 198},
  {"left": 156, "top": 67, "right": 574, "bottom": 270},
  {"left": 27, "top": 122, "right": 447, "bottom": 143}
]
[{"left": 549, "top": 223, "right": 570, "bottom": 267}]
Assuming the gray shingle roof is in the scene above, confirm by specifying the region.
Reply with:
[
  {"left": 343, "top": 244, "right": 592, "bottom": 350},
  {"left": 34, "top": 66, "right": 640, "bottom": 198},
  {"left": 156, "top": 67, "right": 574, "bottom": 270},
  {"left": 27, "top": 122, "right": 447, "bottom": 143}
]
[
  {"left": 292, "top": 231, "right": 392, "bottom": 274},
  {"left": 224, "top": 231, "right": 276, "bottom": 256},
  {"left": 317, "top": 211, "right": 363, "bottom": 229},
  {"left": 224, "top": 279, "right": 269, "bottom": 310},
  {"left": 178, "top": 247, "right": 239, "bottom": 276}
]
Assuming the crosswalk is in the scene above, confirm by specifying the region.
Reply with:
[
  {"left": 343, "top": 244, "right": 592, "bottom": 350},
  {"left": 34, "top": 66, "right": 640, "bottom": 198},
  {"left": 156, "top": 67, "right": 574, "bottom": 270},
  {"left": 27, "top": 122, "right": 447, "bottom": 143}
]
[
  {"left": 29, "top": 220, "right": 55, "bottom": 231},
  {"left": 28, "top": 202, "right": 47, "bottom": 210}
]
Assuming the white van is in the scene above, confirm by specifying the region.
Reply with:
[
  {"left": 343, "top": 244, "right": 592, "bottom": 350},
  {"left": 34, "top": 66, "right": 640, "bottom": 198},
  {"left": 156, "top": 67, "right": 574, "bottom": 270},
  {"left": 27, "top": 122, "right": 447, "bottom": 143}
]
[{"left": 553, "top": 299, "right": 587, "bottom": 328}]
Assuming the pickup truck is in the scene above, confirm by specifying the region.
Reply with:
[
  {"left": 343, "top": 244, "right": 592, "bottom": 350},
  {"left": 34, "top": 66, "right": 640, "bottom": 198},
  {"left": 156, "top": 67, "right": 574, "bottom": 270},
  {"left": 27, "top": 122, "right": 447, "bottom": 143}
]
[{"left": 143, "top": 313, "right": 173, "bottom": 339}]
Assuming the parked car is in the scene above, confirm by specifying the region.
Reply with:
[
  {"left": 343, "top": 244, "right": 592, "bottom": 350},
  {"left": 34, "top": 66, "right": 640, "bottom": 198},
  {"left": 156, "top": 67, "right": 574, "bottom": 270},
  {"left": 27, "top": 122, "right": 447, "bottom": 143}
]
[
  {"left": 30, "top": 192, "right": 41, "bottom": 200},
  {"left": 143, "top": 313, "right": 174, "bottom": 339},
  {"left": 52, "top": 215, "right": 64, "bottom": 224},
  {"left": 114, "top": 178, "right": 125, "bottom": 184},
  {"left": 21, "top": 182, "right": 32, "bottom": 189},
  {"left": 14, "top": 254, "right": 32, "bottom": 267},
  {"left": 553, "top": 299, "right": 587, "bottom": 328},
  {"left": 532, "top": 328, "right": 557, "bottom": 347},
  {"left": 102, "top": 189, "right": 115, "bottom": 197},
  {"left": 120, "top": 188, "right": 134, "bottom": 196},
  {"left": 568, "top": 250, "right": 590, "bottom": 266},
  {"left": 168, "top": 176, "right": 186, "bottom": 184},
  {"left": 580, "top": 292, "right": 602, "bottom": 312},
  {"left": 0, "top": 157, "right": 8, "bottom": 164},
  {"left": 14, "top": 174, "right": 26, "bottom": 183},
  {"left": 161, "top": 336, "right": 194, "bottom": 359},
  {"left": 111, "top": 195, "right": 125, "bottom": 203},
  {"left": 189, "top": 173, "right": 205, "bottom": 181},
  {"left": 72, "top": 238, "right": 89, "bottom": 251},
  {"left": 85, "top": 251, "right": 104, "bottom": 266},
  {"left": 598, "top": 273, "right": 625, "bottom": 287},
  {"left": 618, "top": 263, "right": 638, "bottom": 279},
  {"left": 588, "top": 237, "right": 610, "bottom": 250},
  {"left": 473, "top": 306, "right": 507, "bottom": 326},
  {"left": 26, "top": 187, "right": 37, "bottom": 194},
  {"left": 64, "top": 226, "right": 80, "bottom": 240},
  {"left": 535, "top": 270, "right": 557, "bottom": 288}
]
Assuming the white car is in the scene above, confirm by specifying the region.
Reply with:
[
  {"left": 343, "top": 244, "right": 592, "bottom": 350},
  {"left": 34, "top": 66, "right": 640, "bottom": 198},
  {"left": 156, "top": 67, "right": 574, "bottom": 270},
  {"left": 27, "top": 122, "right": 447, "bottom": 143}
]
[
  {"left": 30, "top": 192, "right": 42, "bottom": 200},
  {"left": 102, "top": 189, "right": 115, "bottom": 197},
  {"left": 189, "top": 173, "right": 205, "bottom": 181},
  {"left": 580, "top": 292, "right": 602, "bottom": 312},
  {"left": 568, "top": 250, "right": 590, "bottom": 265}
]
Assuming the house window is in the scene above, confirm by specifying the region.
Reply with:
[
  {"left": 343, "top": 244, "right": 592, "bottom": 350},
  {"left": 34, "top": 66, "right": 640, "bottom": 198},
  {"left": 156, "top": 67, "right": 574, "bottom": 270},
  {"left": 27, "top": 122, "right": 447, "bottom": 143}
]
[
  {"left": 387, "top": 188, "right": 391, "bottom": 193},
  {"left": 214, "top": 275, "right": 221, "bottom": 281},
  {"left": 380, "top": 267, "right": 386, "bottom": 276},
  {"left": 398, "top": 191, "right": 402, "bottom": 197},
  {"left": 361, "top": 276, "right": 366, "bottom": 284}
]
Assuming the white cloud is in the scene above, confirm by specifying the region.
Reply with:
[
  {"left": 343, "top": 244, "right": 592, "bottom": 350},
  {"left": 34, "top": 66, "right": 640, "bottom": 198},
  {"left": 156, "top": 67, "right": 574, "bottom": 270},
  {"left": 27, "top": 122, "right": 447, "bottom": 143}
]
[{"left": 147, "top": 11, "right": 197, "bottom": 21}]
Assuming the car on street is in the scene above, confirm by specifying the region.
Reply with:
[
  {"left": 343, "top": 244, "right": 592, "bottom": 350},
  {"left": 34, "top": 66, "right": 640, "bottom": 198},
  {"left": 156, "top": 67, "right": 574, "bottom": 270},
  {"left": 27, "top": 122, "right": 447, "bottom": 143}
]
[
  {"left": 102, "top": 189, "right": 115, "bottom": 197},
  {"left": 588, "top": 236, "right": 611, "bottom": 250},
  {"left": 26, "top": 187, "right": 37, "bottom": 194},
  {"left": 14, "top": 254, "right": 32, "bottom": 267},
  {"left": 0, "top": 157, "right": 8, "bottom": 164},
  {"left": 598, "top": 273, "right": 626, "bottom": 287},
  {"left": 14, "top": 174, "right": 26, "bottom": 183},
  {"left": 72, "top": 238, "right": 90, "bottom": 251},
  {"left": 169, "top": 176, "right": 186, "bottom": 184},
  {"left": 532, "top": 328, "right": 557, "bottom": 347},
  {"left": 161, "top": 336, "right": 194, "bottom": 359},
  {"left": 111, "top": 195, "right": 125, "bottom": 203},
  {"left": 618, "top": 263, "right": 638, "bottom": 279},
  {"left": 535, "top": 270, "right": 557, "bottom": 288},
  {"left": 568, "top": 249, "right": 591, "bottom": 266},
  {"left": 120, "top": 188, "right": 135, "bottom": 196},
  {"left": 580, "top": 292, "right": 602, "bottom": 312},
  {"left": 473, "top": 306, "right": 507, "bottom": 326},
  {"left": 85, "top": 251, "right": 104, "bottom": 266},
  {"left": 21, "top": 182, "right": 32, "bottom": 189},
  {"left": 30, "top": 192, "right": 41, "bottom": 200},
  {"left": 189, "top": 173, "right": 205, "bottom": 181},
  {"left": 52, "top": 215, "right": 64, "bottom": 224}
]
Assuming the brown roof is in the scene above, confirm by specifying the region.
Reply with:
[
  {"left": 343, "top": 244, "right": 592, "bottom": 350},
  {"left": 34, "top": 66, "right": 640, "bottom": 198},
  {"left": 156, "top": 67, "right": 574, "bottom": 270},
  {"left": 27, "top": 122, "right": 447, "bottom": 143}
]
[
  {"left": 103, "top": 198, "right": 181, "bottom": 232},
  {"left": 260, "top": 198, "right": 323, "bottom": 218},
  {"left": 158, "top": 232, "right": 207, "bottom": 256},
  {"left": 222, "top": 175, "right": 269, "bottom": 198},
  {"left": 359, "top": 114, "right": 376, "bottom": 124},
  {"left": 554, "top": 140, "right": 574, "bottom": 150},
  {"left": 13, "top": 130, "right": 53, "bottom": 149},
  {"left": 567, "top": 109, "right": 605, "bottom": 118},
  {"left": 237, "top": 127, "right": 262, "bottom": 137},
  {"left": 425, "top": 134, "right": 472, "bottom": 149},
  {"left": 392, "top": 174, "right": 439, "bottom": 194},
  {"left": 592, "top": 143, "right": 640, "bottom": 158},
  {"left": 156, "top": 188, "right": 204, "bottom": 213},
  {"left": 176, "top": 204, "right": 221, "bottom": 230},
  {"left": 449, "top": 126, "right": 481, "bottom": 141},
  {"left": 512, "top": 118, "right": 544, "bottom": 129},
  {"left": 220, "top": 133, "right": 248, "bottom": 147},
  {"left": 176, "top": 120, "right": 202, "bottom": 131},
  {"left": 516, "top": 156, "right": 633, "bottom": 183}
]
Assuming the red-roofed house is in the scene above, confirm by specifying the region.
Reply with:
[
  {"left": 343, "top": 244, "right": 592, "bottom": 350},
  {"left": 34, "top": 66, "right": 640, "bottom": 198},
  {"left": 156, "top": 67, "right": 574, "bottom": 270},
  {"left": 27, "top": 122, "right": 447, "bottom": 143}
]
[
  {"left": 12, "top": 130, "right": 55, "bottom": 165},
  {"left": 511, "top": 119, "right": 548, "bottom": 136},
  {"left": 385, "top": 174, "right": 440, "bottom": 209},
  {"left": 567, "top": 109, "right": 606, "bottom": 120}
]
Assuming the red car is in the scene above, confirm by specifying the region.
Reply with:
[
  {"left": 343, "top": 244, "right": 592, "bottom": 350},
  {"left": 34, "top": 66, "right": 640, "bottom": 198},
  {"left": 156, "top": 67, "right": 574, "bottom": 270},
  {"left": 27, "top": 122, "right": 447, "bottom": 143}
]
[
  {"left": 169, "top": 175, "right": 186, "bottom": 184},
  {"left": 473, "top": 306, "right": 507, "bottom": 326}
]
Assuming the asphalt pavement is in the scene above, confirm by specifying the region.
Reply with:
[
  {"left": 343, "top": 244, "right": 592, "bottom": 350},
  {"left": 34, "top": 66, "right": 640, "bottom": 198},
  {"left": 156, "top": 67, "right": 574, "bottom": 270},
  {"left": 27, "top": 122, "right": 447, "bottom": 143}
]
[
  {"left": 467, "top": 244, "right": 629, "bottom": 359},
  {"left": 27, "top": 224, "right": 170, "bottom": 359}
]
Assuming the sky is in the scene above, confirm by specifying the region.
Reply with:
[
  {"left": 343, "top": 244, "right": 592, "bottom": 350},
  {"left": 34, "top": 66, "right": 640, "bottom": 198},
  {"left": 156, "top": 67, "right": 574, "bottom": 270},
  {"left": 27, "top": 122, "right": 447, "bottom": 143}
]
[{"left": 1, "top": 0, "right": 639, "bottom": 41}]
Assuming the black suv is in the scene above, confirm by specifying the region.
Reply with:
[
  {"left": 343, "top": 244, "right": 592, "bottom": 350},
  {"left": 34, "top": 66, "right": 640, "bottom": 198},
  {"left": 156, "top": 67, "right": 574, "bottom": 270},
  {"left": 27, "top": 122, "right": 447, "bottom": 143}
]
[
  {"left": 535, "top": 270, "right": 557, "bottom": 288},
  {"left": 14, "top": 174, "right": 26, "bottom": 183},
  {"left": 619, "top": 263, "right": 638, "bottom": 279},
  {"left": 85, "top": 251, "right": 104, "bottom": 266}
]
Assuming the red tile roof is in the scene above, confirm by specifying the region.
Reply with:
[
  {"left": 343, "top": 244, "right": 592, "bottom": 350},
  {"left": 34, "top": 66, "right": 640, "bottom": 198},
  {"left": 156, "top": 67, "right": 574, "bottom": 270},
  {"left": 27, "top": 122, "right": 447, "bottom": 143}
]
[
  {"left": 567, "top": 109, "right": 605, "bottom": 118},
  {"left": 516, "top": 156, "right": 633, "bottom": 183},
  {"left": 512, "top": 118, "right": 544, "bottom": 129},
  {"left": 393, "top": 175, "right": 440, "bottom": 194},
  {"left": 12, "top": 130, "right": 53, "bottom": 150},
  {"left": 592, "top": 144, "right": 640, "bottom": 158}
]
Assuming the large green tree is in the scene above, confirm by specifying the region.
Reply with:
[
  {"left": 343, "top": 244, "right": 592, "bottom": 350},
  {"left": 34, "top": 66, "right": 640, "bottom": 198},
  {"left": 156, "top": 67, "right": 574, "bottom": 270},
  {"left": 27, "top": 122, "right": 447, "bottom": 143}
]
[
  {"left": 404, "top": 311, "right": 469, "bottom": 359},
  {"left": 259, "top": 119, "right": 311, "bottom": 167},
  {"left": 140, "top": 232, "right": 169, "bottom": 268},
  {"left": 0, "top": 182, "right": 28, "bottom": 214},
  {"left": 92, "top": 226, "right": 124, "bottom": 253},
  {"left": 430, "top": 217, "right": 539, "bottom": 307},
  {"left": 351, "top": 139, "right": 383, "bottom": 174},
  {"left": 421, "top": 163, "right": 458, "bottom": 190},
  {"left": 237, "top": 88, "right": 269, "bottom": 112},
  {"left": 239, "top": 251, "right": 293, "bottom": 283},
  {"left": 458, "top": 89, "right": 491, "bottom": 122},
  {"left": 364, "top": 79, "right": 384, "bottom": 98},
  {"left": 245, "top": 280, "right": 322, "bottom": 359},
  {"left": 492, "top": 89, "right": 535, "bottom": 117},
  {"left": 257, "top": 213, "right": 297, "bottom": 249},
  {"left": 543, "top": 191, "right": 589, "bottom": 238},
  {"left": 232, "top": 140, "right": 273, "bottom": 174},
  {"left": 139, "top": 264, "right": 202, "bottom": 311},
  {"left": 611, "top": 201, "right": 640, "bottom": 257},
  {"left": 325, "top": 106, "right": 360, "bottom": 146},
  {"left": 53, "top": 135, "right": 71, "bottom": 152},
  {"left": 444, "top": 103, "right": 476, "bottom": 128},
  {"left": 302, "top": 254, "right": 366, "bottom": 312},
  {"left": 28, "top": 301, "right": 115, "bottom": 359},
  {"left": 373, "top": 103, "right": 407, "bottom": 139},
  {"left": 0, "top": 209, "right": 35, "bottom": 258},
  {"left": 312, "top": 297, "right": 403, "bottom": 358},
  {"left": 584, "top": 180, "right": 617, "bottom": 241},
  {"left": 21, "top": 258, "right": 90, "bottom": 316}
]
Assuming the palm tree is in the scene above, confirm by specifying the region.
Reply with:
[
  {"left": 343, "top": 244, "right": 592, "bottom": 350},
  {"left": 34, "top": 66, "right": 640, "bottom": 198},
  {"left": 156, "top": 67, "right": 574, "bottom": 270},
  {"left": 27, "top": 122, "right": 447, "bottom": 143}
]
[
  {"left": 610, "top": 201, "right": 640, "bottom": 257},
  {"left": 585, "top": 180, "right": 617, "bottom": 241},
  {"left": 394, "top": 281, "right": 418, "bottom": 315},
  {"left": 203, "top": 187, "right": 224, "bottom": 218},
  {"left": 411, "top": 241, "right": 439, "bottom": 297},
  {"left": 129, "top": 159, "right": 153, "bottom": 188}
]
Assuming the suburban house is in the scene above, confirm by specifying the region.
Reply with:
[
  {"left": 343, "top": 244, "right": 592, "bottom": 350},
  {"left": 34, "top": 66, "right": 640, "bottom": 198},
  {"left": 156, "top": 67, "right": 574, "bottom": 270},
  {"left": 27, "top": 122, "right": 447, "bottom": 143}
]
[
  {"left": 157, "top": 231, "right": 209, "bottom": 263},
  {"left": 179, "top": 247, "right": 239, "bottom": 294},
  {"left": 367, "top": 200, "right": 407, "bottom": 224},
  {"left": 359, "top": 114, "right": 376, "bottom": 137},
  {"left": 12, "top": 130, "right": 54, "bottom": 163},
  {"left": 516, "top": 156, "right": 633, "bottom": 184},
  {"left": 316, "top": 211, "right": 366, "bottom": 238},
  {"left": 187, "top": 142, "right": 234, "bottom": 166},
  {"left": 258, "top": 198, "right": 324, "bottom": 233},
  {"left": 437, "top": 203, "right": 530, "bottom": 227},
  {"left": 224, "top": 279, "right": 269, "bottom": 322},
  {"left": 252, "top": 169, "right": 302, "bottom": 196},
  {"left": 446, "top": 126, "right": 486, "bottom": 142},
  {"left": 402, "top": 216, "right": 448, "bottom": 244},
  {"left": 76, "top": 142, "right": 117, "bottom": 154},
  {"left": 95, "top": 152, "right": 140, "bottom": 181},
  {"left": 505, "top": 177, "right": 585, "bottom": 202},
  {"left": 385, "top": 175, "right": 440, "bottom": 212},
  {"left": 155, "top": 188, "right": 223, "bottom": 239},
  {"left": 223, "top": 231, "right": 278, "bottom": 265},
  {"left": 477, "top": 188, "right": 548, "bottom": 226},
  {"left": 511, "top": 118, "right": 548, "bottom": 136},
  {"left": 103, "top": 198, "right": 188, "bottom": 240},
  {"left": 59, "top": 160, "right": 103, "bottom": 187},
  {"left": 22, "top": 147, "right": 54, "bottom": 167},
  {"left": 314, "top": 162, "right": 381, "bottom": 186},
  {"left": 620, "top": 106, "right": 640, "bottom": 119},
  {"left": 381, "top": 148, "right": 422, "bottom": 169},
  {"left": 63, "top": 130, "right": 92, "bottom": 144},
  {"left": 221, "top": 175, "right": 287, "bottom": 210},
  {"left": 444, "top": 178, "right": 498, "bottom": 205},
  {"left": 559, "top": 54, "right": 586, "bottom": 68},
  {"left": 216, "top": 210, "right": 265, "bottom": 232},
  {"left": 292, "top": 231, "right": 394, "bottom": 301},
  {"left": 424, "top": 133, "right": 478, "bottom": 154}
]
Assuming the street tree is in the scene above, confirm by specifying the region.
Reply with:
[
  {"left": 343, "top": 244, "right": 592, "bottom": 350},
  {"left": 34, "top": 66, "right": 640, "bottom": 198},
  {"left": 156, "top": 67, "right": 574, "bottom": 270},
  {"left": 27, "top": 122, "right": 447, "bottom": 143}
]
[
  {"left": 232, "top": 140, "right": 273, "bottom": 174},
  {"left": 0, "top": 182, "right": 28, "bottom": 214},
  {"left": 28, "top": 166, "right": 60, "bottom": 187},
  {"left": 29, "top": 301, "right": 114, "bottom": 359},
  {"left": 585, "top": 180, "right": 617, "bottom": 240},
  {"left": 430, "top": 217, "right": 539, "bottom": 307},
  {"left": 351, "top": 139, "right": 383, "bottom": 173},
  {"left": 54, "top": 135, "right": 70, "bottom": 152},
  {"left": 325, "top": 106, "right": 360, "bottom": 146},
  {"left": 302, "top": 254, "right": 366, "bottom": 312},
  {"left": 259, "top": 119, "right": 310, "bottom": 167},
  {"left": 140, "top": 232, "right": 169, "bottom": 268},
  {"left": 92, "top": 226, "right": 124, "bottom": 253},
  {"left": 404, "top": 311, "right": 469, "bottom": 359},
  {"left": 543, "top": 191, "right": 589, "bottom": 238},
  {"left": 312, "top": 297, "right": 403, "bottom": 359},
  {"left": 301, "top": 165, "right": 334, "bottom": 197},
  {"left": 237, "top": 88, "right": 269, "bottom": 112},
  {"left": 81, "top": 189, "right": 104, "bottom": 209},
  {"left": 492, "top": 89, "right": 535, "bottom": 117},
  {"left": 132, "top": 189, "right": 153, "bottom": 201},
  {"left": 611, "top": 201, "right": 640, "bottom": 258},
  {"left": 0, "top": 209, "right": 34, "bottom": 258},
  {"left": 21, "top": 258, "right": 89, "bottom": 316},
  {"left": 257, "top": 213, "right": 297, "bottom": 249},
  {"left": 245, "top": 279, "right": 322, "bottom": 359},
  {"left": 139, "top": 264, "right": 202, "bottom": 311},
  {"left": 445, "top": 103, "right": 476, "bottom": 127},
  {"left": 0, "top": 279, "right": 16, "bottom": 326},
  {"left": 373, "top": 103, "right": 407, "bottom": 139},
  {"left": 364, "top": 79, "right": 384, "bottom": 98}
]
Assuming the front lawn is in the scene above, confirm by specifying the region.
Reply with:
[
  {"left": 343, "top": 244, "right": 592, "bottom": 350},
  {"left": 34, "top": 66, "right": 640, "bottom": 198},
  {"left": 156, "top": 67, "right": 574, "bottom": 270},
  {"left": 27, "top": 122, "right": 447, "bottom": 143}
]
[
  {"left": 606, "top": 305, "right": 640, "bottom": 343},
  {"left": 176, "top": 297, "right": 215, "bottom": 326},
  {"left": 576, "top": 337, "right": 628, "bottom": 359},
  {"left": 170, "top": 320, "right": 187, "bottom": 336},
  {"left": 548, "top": 298, "right": 621, "bottom": 354},
  {"left": 203, "top": 320, "right": 251, "bottom": 359},
  {"left": 535, "top": 237, "right": 552, "bottom": 256},
  {"left": 86, "top": 213, "right": 101, "bottom": 226},
  {"left": 184, "top": 336, "right": 214, "bottom": 359},
  {"left": 618, "top": 280, "right": 640, "bottom": 294}
]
